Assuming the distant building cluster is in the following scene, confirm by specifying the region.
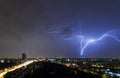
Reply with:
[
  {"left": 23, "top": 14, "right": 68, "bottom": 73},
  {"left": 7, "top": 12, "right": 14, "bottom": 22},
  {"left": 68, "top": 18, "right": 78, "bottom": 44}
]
[
  {"left": 1, "top": 55, "right": 120, "bottom": 78},
  {"left": 48, "top": 58, "right": 120, "bottom": 78}
]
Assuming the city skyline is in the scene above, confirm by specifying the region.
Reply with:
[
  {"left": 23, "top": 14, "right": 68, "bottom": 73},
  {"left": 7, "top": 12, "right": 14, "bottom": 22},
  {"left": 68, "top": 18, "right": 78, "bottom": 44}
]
[{"left": 0, "top": 0, "right": 120, "bottom": 58}]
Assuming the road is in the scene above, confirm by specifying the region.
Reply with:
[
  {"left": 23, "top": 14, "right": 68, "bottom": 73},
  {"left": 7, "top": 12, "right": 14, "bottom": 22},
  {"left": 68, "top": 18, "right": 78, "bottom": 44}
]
[{"left": 0, "top": 60, "right": 35, "bottom": 78}]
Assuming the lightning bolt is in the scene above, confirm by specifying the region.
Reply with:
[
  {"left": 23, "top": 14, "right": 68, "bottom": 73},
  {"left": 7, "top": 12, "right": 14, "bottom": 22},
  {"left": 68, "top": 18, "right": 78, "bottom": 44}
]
[
  {"left": 48, "top": 29, "right": 120, "bottom": 56},
  {"left": 80, "top": 33, "right": 120, "bottom": 55}
]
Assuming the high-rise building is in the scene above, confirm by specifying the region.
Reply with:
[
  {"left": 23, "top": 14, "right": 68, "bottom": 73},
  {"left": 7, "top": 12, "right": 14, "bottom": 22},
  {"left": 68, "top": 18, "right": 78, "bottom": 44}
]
[{"left": 22, "top": 53, "right": 27, "bottom": 61}]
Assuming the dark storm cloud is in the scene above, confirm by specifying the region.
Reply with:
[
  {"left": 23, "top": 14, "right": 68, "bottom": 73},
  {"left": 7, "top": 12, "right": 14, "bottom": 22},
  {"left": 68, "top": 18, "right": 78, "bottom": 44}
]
[
  {"left": 60, "top": 26, "right": 73, "bottom": 36},
  {"left": 0, "top": 0, "right": 29, "bottom": 39},
  {"left": 0, "top": 0, "right": 47, "bottom": 40}
]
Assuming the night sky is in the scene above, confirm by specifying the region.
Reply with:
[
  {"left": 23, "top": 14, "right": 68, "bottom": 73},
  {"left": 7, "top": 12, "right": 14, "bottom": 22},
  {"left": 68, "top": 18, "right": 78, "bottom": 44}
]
[{"left": 0, "top": 0, "right": 120, "bottom": 58}]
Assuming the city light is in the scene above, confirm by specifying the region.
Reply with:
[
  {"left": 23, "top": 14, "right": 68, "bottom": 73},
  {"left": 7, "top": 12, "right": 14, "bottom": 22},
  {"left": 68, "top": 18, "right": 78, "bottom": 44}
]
[{"left": 0, "top": 60, "right": 35, "bottom": 78}]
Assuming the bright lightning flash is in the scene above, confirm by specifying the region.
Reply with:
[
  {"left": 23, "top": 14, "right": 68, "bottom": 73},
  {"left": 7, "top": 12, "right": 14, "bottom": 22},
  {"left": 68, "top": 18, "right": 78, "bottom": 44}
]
[{"left": 79, "top": 33, "right": 120, "bottom": 55}]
